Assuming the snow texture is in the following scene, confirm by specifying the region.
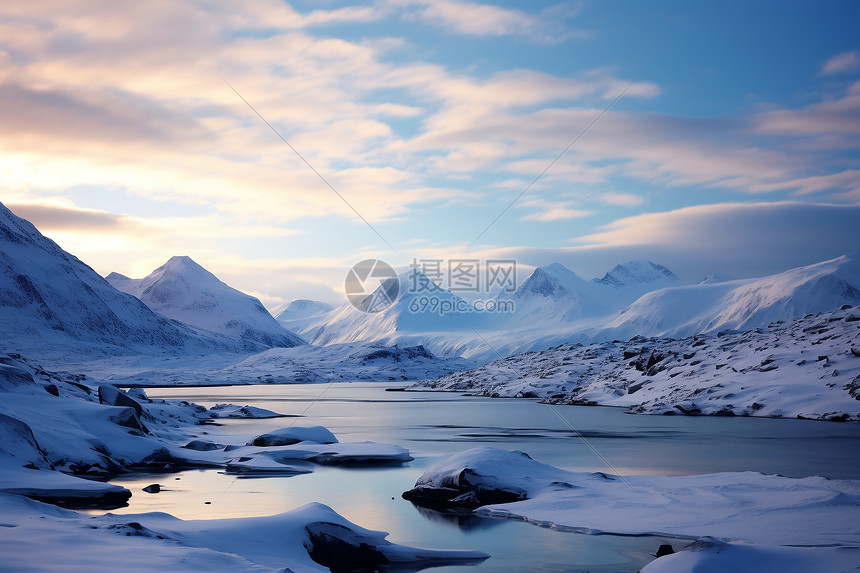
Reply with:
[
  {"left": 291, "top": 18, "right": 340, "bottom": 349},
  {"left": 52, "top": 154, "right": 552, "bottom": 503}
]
[
  {"left": 412, "top": 304, "right": 860, "bottom": 421},
  {"left": 107, "top": 256, "right": 305, "bottom": 352},
  {"left": 0, "top": 494, "right": 488, "bottom": 573}
]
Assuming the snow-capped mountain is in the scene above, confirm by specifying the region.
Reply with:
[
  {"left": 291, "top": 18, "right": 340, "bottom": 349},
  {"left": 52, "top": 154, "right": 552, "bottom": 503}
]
[
  {"left": 504, "top": 260, "right": 679, "bottom": 322},
  {"left": 598, "top": 253, "right": 860, "bottom": 340},
  {"left": 593, "top": 260, "right": 679, "bottom": 288},
  {"left": 0, "top": 202, "right": 229, "bottom": 357},
  {"left": 301, "top": 255, "right": 860, "bottom": 363},
  {"left": 107, "top": 256, "right": 304, "bottom": 352}
]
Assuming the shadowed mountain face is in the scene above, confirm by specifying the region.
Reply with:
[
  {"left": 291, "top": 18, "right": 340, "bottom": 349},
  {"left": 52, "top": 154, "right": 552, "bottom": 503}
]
[
  {"left": 0, "top": 202, "right": 234, "bottom": 356},
  {"left": 107, "top": 256, "right": 305, "bottom": 352}
]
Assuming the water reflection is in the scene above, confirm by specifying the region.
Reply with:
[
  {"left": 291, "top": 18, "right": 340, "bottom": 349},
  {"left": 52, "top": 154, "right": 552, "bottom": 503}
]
[
  {"left": 409, "top": 505, "right": 507, "bottom": 532},
  {"left": 93, "top": 382, "right": 860, "bottom": 572}
]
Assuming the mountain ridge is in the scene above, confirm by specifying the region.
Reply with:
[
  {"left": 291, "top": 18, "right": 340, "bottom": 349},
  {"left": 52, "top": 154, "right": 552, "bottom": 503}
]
[{"left": 0, "top": 202, "right": 234, "bottom": 357}]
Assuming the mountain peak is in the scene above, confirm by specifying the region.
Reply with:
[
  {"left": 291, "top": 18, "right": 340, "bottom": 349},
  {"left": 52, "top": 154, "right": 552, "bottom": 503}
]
[
  {"left": 0, "top": 202, "right": 229, "bottom": 355},
  {"left": 514, "top": 263, "right": 589, "bottom": 301},
  {"left": 108, "top": 257, "right": 304, "bottom": 351},
  {"left": 593, "top": 260, "right": 679, "bottom": 288},
  {"left": 160, "top": 255, "right": 209, "bottom": 274}
]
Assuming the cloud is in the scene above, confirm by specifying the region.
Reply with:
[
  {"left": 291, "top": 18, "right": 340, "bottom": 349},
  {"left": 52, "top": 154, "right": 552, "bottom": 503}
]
[
  {"left": 753, "top": 84, "right": 860, "bottom": 136},
  {"left": 820, "top": 50, "right": 860, "bottom": 75},
  {"left": 567, "top": 201, "right": 860, "bottom": 275},
  {"left": 598, "top": 192, "right": 644, "bottom": 207},
  {"left": 395, "top": 0, "right": 589, "bottom": 43},
  {"left": 432, "top": 202, "right": 860, "bottom": 283},
  {"left": 519, "top": 199, "right": 592, "bottom": 221},
  {"left": 6, "top": 202, "right": 135, "bottom": 232}
]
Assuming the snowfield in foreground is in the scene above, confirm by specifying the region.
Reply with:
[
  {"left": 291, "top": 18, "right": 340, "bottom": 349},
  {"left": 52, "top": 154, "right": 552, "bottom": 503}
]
[
  {"left": 412, "top": 305, "right": 860, "bottom": 421},
  {"left": 0, "top": 495, "right": 488, "bottom": 573},
  {"left": 404, "top": 448, "right": 860, "bottom": 573}
]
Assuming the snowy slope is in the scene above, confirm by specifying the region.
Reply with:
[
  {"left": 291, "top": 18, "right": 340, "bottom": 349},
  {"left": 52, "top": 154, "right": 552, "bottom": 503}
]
[
  {"left": 108, "top": 256, "right": 304, "bottom": 352},
  {"left": 503, "top": 260, "right": 679, "bottom": 323},
  {"left": 275, "top": 299, "right": 335, "bottom": 331},
  {"left": 599, "top": 253, "right": 860, "bottom": 340},
  {"left": 0, "top": 202, "right": 231, "bottom": 357},
  {"left": 300, "top": 269, "right": 483, "bottom": 348},
  {"left": 412, "top": 304, "right": 860, "bottom": 421}
]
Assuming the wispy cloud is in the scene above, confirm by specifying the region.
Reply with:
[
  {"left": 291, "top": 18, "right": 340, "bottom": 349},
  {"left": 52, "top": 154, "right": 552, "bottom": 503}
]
[
  {"left": 519, "top": 199, "right": 592, "bottom": 221},
  {"left": 394, "top": 0, "right": 589, "bottom": 43},
  {"left": 820, "top": 50, "right": 860, "bottom": 75}
]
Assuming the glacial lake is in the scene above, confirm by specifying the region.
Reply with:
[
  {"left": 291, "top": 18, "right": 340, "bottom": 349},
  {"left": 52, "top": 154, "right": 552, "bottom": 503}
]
[{"left": 98, "top": 383, "right": 860, "bottom": 572}]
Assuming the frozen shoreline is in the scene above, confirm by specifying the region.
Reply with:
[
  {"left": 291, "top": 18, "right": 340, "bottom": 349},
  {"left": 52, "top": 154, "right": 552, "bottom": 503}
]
[{"left": 404, "top": 447, "right": 860, "bottom": 572}]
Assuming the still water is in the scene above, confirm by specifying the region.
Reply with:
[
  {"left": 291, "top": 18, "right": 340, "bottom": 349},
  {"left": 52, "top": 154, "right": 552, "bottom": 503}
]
[{"left": 103, "top": 383, "right": 860, "bottom": 572}]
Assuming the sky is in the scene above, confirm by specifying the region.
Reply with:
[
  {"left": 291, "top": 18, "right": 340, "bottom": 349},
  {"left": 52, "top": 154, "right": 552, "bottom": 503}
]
[{"left": 2, "top": 0, "right": 860, "bottom": 309}]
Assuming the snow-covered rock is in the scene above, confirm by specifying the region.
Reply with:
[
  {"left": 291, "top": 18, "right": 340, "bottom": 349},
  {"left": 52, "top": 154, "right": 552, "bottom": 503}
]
[
  {"left": 247, "top": 426, "right": 338, "bottom": 446},
  {"left": 412, "top": 304, "right": 860, "bottom": 421},
  {"left": 0, "top": 202, "right": 233, "bottom": 357},
  {"left": 206, "top": 404, "right": 283, "bottom": 419},
  {"left": 108, "top": 256, "right": 305, "bottom": 352}
]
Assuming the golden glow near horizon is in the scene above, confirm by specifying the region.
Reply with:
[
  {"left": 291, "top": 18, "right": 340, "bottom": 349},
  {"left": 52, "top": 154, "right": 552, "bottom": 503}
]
[{"left": 2, "top": 1, "right": 859, "bottom": 307}]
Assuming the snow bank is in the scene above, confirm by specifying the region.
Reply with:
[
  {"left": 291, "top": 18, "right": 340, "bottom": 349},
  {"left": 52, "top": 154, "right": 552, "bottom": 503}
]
[
  {"left": 404, "top": 448, "right": 860, "bottom": 546},
  {"left": 0, "top": 494, "right": 488, "bottom": 573},
  {"left": 641, "top": 538, "right": 860, "bottom": 573},
  {"left": 0, "top": 354, "right": 412, "bottom": 505}
]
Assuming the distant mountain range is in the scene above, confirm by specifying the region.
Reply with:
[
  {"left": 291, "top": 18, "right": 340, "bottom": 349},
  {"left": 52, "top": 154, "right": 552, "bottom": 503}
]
[
  {"left": 107, "top": 256, "right": 304, "bottom": 351},
  {"left": 295, "top": 254, "right": 860, "bottom": 361},
  {"left": 3, "top": 200, "right": 860, "bottom": 366}
]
